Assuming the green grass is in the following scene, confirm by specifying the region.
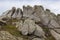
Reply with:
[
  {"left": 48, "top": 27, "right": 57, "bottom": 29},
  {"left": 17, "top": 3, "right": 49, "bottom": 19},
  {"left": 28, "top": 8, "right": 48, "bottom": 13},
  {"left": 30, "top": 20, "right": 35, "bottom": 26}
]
[{"left": 1, "top": 23, "right": 29, "bottom": 40}]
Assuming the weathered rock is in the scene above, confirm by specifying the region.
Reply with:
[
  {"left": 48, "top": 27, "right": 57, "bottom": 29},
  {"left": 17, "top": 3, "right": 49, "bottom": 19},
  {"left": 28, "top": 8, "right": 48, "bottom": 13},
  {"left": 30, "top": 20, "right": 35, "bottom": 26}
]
[
  {"left": 50, "top": 30, "right": 60, "bottom": 40},
  {"left": 2, "top": 7, "right": 22, "bottom": 20},
  {"left": 17, "top": 20, "right": 28, "bottom": 35},
  {"left": 34, "top": 24, "right": 45, "bottom": 38},
  {"left": 0, "top": 5, "right": 60, "bottom": 40},
  {"left": 17, "top": 37, "right": 23, "bottom": 40},
  {"left": 48, "top": 19, "right": 60, "bottom": 34},
  {"left": 0, "top": 10, "right": 11, "bottom": 21},
  {"left": 32, "top": 38, "right": 44, "bottom": 40},
  {"left": 48, "top": 19, "right": 60, "bottom": 28},
  {"left": 18, "top": 19, "right": 36, "bottom": 35},
  {"left": 24, "top": 19, "right": 36, "bottom": 34},
  {"left": 33, "top": 6, "right": 50, "bottom": 25},
  {"left": 57, "top": 14, "right": 60, "bottom": 24},
  {"left": 16, "top": 8, "right": 22, "bottom": 20},
  {"left": 6, "top": 9, "right": 14, "bottom": 18},
  {"left": 0, "top": 10, "right": 10, "bottom": 18},
  {"left": 17, "top": 18, "right": 45, "bottom": 38},
  {"left": 38, "top": 8, "right": 60, "bottom": 34},
  {"left": 23, "top": 5, "right": 41, "bottom": 22},
  {"left": 0, "top": 31, "right": 17, "bottom": 40},
  {"left": 3, "top": 7, "right": 16, "bottom": 18},
  {"left": 11, "top": 8, "right": 17, "bottom": 18},
  {"left": 34, "top": 5, "right": 44, "bottom": 18},
  {"left": 16, "top": 20, "right": 23, "bottom": 28},
  {"left": 12, "top": 8, "right": 22, "bottom": 19},
  {"left": 23, "top": 5, "right": 34, "bottom": 17}
]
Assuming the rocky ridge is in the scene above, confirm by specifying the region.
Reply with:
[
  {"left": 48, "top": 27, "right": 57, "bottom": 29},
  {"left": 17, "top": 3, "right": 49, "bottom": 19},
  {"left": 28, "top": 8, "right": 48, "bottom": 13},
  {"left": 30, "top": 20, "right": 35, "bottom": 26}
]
[{"left": 0, "top": 5, "right": 60, "bottom": 40}]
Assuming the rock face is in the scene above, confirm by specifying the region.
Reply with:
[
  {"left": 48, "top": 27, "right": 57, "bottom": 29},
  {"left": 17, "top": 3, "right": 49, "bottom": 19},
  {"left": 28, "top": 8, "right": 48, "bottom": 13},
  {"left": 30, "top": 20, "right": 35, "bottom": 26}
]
[
  {"left": 20, "top": 19, "right": 36, "bottom": 35},
  {"left": 57, "top": 14, "right": 60, "bottom": 24},
  {"left": 1, "top": 7, "right": 23, "bottom": 20},
  {"left": 17, "top": 18, "right": 45, "bottom": 38},
  {"left": 34, "top": 24, "right": 45, "bottom": 38},
  {"left": 0, "top": 5, "right": 60, "bottom": 40},
  {"left": 50, "top": 30, "right": 60, "bottom": 40}
]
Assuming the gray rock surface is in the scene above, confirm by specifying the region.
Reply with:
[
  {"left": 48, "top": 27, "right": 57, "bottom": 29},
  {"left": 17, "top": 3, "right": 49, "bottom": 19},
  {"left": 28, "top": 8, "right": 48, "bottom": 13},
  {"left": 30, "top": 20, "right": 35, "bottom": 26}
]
[
  {"left": 50, "top": 30, "right": 60, "bottom": 40},
  {"left": 17, "top": 18, "right": 45, "bottom": 40},
  {"left": 1, "top": 7, "right": 22, "bottom": 20},
  {"left": 16, "top": 8, "right": 22, "bottom": 20},
  {"left": 17, "top": 19, "right": 36, "bottom": 35},
  {"left": 34, "top": 24, "right": 45, "bottom": 38},
  {"left": 57, "top": 14, "right": 60, "bottom": 24},
  {"left": 23, "top": 6, "right": 34, "bottom": 17}
]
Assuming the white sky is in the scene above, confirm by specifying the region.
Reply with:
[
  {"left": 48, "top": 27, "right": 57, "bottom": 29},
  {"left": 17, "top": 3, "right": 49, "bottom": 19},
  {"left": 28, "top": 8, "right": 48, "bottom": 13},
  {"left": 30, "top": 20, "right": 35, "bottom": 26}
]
[{"left": 0, "top": 0, "right": 60, "bottom": 15}]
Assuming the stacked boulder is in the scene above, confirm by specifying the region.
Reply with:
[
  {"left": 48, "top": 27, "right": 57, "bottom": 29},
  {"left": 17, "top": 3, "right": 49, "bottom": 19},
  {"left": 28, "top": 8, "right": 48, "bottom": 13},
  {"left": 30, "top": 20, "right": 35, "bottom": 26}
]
[{"left": 17, "top": 18, "right": 45, "bottom": 40}]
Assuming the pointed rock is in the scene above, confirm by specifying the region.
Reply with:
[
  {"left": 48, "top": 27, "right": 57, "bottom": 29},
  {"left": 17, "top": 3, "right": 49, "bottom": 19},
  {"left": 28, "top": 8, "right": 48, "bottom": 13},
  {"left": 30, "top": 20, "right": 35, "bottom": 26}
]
[
  {"left": 16, "top": 8, "right": 22, "bottom": 20},
  {"left": 11, "top": 7, "right": 17, "bottom": 18}
]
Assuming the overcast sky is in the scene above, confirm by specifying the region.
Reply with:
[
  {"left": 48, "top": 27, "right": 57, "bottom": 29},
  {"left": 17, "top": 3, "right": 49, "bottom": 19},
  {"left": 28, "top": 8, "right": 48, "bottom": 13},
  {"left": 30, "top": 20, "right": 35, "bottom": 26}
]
[{"left": 0, "top": 0, "right": 60, "bottom": 15}]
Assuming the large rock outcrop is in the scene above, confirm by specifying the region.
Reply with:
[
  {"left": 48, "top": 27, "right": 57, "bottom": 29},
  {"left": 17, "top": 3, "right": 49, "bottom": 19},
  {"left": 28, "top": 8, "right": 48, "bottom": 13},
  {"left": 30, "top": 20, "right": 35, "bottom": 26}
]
[{"left": 0, "top": 5, "right": 60, "bottom": 40}]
